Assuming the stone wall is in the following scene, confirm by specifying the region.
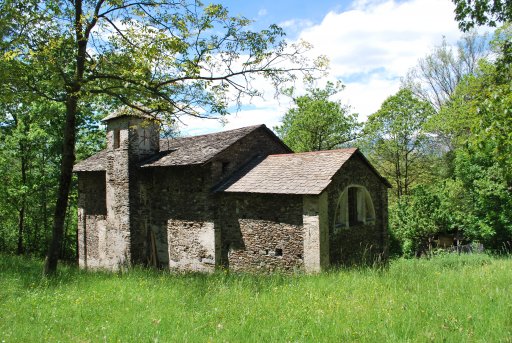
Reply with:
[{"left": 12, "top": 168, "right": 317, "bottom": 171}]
[
  {"left": 77, "top": 171, "right": 107, "bottom": 269},
  {"left": 217, "top": 193, "right": 304, "bottom": 272},
  {"left": 326, "top": 154, "right": 389, "bottom": 266},
  {"left": 168, "top": 220, "right": 217, "bottom": 272},
  {"left": 138, "top": 127, "right": 290, "bottom": 272},
  {"left": 303, "top": 194, "right": 330, "bottom": 272},
  {"left": 77, "top": 123, "right": 388, "bottom": 273},
  {"left": 146, "top": 165, "right": 215, "bottom": 271}
]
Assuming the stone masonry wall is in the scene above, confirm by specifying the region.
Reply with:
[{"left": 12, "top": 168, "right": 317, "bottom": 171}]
[
  {"left": 139, "top": 128, "right": 290, "bottom": 272},
  {"left": 217, "top": 193, "right": 304, "bottom": 272},
  {"left": 147, "top": 166, "right": 216, "bottom": 271},
  {"left": 79, "top": 125, "right": 303, "bottom": 271},
  {"left": 77, "top": 171, "right": 107, "bottom": 269},
  {"left": 168, "top": 220, "right": 216, "bottom": 272},
  {"left": 302, "top": 193, "right": 329, "bottom": 272},
  {"left": 326, "top": 155, "right": 389, "bottom": 266}
]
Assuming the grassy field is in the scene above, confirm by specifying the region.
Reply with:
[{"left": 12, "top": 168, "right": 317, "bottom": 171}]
[{"left": 1, "top": 254, "right": 511, "bottom": 342}]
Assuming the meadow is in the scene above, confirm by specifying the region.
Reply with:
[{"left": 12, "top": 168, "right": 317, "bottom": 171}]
[{"left": 1, "top": 253, "right": 511, "bottom": 342}]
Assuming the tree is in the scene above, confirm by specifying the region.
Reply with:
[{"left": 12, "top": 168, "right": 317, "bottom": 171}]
[
  {"left": 274, "top": 81, "right": 359, "bottom": 152},
  {"left": 437, "top": 26, "right": 512, "bottom": 183},
  {"left": 390, "top": 185, "right": 445, "bottom": 257},
  {"left": 363, "top": 89, "right": 435, "bottom": 199},
  {"left": 453, "top": 0, "right": 512, "bottom": 32},
  {"left": 423, "top": 26, "right": 512, "bottom": 251},
  {"left": 2, "top": 0, "right": 325, "bottom": 274},
  {"left": 402, "top": 32, "right": 489, "bottom": 112}
]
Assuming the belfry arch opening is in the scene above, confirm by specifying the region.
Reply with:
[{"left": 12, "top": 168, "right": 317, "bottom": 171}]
[{"left": 334, "top": 185, "right": 375, "bottom": 230}]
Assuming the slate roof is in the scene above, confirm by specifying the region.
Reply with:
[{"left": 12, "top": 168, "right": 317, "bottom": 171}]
[
  {"left": 102, "top": 107, "right": 157, "bottom": 122},
  {"left": 141, "top": 125, "right": 279, "bottom": 167},
  {"left": 216, "top": 148, "right": 359, "bottom": 195},
  {"left": 73, "top": 150, "right": 109, "bottom": 172},
  {"left": 73, "top": 124, "right": 284, "bottom": 172}
]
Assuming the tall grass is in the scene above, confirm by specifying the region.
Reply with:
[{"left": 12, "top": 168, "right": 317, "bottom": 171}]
[{"left": 1, "top": 253, "right": 511, "bottom": 342}]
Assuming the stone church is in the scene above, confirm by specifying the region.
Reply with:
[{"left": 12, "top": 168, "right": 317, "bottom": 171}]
[{"left": 74, "top": 111, "right": 390, "bottom": 273}]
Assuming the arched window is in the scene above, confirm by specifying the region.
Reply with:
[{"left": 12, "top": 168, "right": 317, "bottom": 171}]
[{"left": 334, "top": 185, "right": 375, "bottom": 230}]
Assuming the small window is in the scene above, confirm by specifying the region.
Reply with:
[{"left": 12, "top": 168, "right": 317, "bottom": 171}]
[
  {"left": 222, "top": 161, "right": 230, "bottom": 174},
  {"left": 275, "top": 248, "right": 283, "bottom": 257},
  {"left": 113, "top": 129, "right": 120, "bottom": 149}
]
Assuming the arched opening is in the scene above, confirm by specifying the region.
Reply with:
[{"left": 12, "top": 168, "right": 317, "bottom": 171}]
[{"left": 334, "top": 185, "right": 375, "bottom": 231}]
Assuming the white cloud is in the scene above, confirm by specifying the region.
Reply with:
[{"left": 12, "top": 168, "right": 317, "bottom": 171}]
[
  {"left": 183, "top": 0, "right": 463, "bottom": 134},
  {"left": 258, "top": 8, "right": 268, "bottom": 17},
  {"left": 298, "top": 0, "right": 461, "bottom": 120},
  {"left": 279, "top": 19, "right": 314, "bottom": 31}
]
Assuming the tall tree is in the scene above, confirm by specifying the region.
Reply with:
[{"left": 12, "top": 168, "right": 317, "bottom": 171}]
[
  {"left": 363, "top": 89, "right": 435, "bottom": 199},
  {"left": 2, "top": 0, "right": 324, "bottom": 274},
  {"left": 275, "top": 81, "right": 359, "bottom": 152},
  {"left": 436, "top": 25, "right": 512, "bottom": 183},
  {"left": 418, "top": 25, "right": 512, "bottom": 251},
  {"left": 402, "top": 32, "right": 489, "bottom": 112}
]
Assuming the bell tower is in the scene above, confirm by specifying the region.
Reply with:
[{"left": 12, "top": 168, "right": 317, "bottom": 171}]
[{"left": 102, "top": 109, "right": 159, "bottom": 269}]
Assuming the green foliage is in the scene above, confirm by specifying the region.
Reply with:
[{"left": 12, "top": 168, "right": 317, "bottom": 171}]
[
  {"left": 275, "top": 81, "right": 359, "bottom": 152},
  {"left": 453, "top": 0, "right": 512, "bottom": 31},
  {"left": 390, "top": 185, "right": 444, "bottom": 257},
  {"left": 3, "top": 0, "right": 324, "bottom": 120},
  {"left": 0, "top": 96, "right": 104, "bottom": 257},
  {"left": 363, "top": 89, "right": 435, "bottom": 199},
  {"left": 1, "top": 253, "right": 512, "bottom": 341},
  {"left": 390, "top": 26, "right": 512, "bottom": 253},
  {"left": 451, "top": 150, "right": 512, "bottom": 250}
]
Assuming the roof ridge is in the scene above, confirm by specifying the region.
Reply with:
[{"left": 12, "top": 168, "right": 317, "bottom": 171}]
[
  {"left": 159, "top": 124, "right": 264, "bottom": 142},
  {"left": 267, "top": 148, "right": 358, "bottom": 157}
]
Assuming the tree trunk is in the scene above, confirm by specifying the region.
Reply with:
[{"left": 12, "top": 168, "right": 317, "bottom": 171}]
[
  {"left": 17, "top": 134, "right": 28, "bottom": 255},
  {"left": 17, "top": 207, "right": 25, "bottom": 255},
  {"left": 43, "top": 98, "right": 77, "bottom": 275},
  {"left": 44, "top": 0, "right": 87, "bottom": 275}
]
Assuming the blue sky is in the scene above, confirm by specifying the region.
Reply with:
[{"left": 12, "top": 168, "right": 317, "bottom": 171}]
[
  {"left": 182, "top": 0, "right": 465, "bottom": 135},
  {"left": 219, "top": 0, "right": 351, "bottom": 32}
]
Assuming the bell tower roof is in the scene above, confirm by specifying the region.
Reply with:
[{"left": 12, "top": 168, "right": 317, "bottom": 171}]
[{"left": 102, "top": 107, "right": 158, "bottom": 123}]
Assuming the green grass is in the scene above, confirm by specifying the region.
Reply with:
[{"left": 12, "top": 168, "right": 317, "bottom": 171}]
[{"left": 1, "top": 254, "right": 512, "bottom": 342}]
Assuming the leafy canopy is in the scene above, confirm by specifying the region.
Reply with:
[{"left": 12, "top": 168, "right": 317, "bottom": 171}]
[
  {"left": 2, "top": 0, "right": 326, "bottom": 121},
  {"left": 453, "top": 0, "right": 512, "bottom": 31},
  {"left": 275, "top": 81, "right": 359, "bottom": 152},
  {"left": 363, "top": 88, "right": 435, "bottom": 198}
]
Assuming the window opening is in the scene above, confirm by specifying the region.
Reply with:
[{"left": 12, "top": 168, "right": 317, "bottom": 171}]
[
  {"left": 275, "top": 248, "right": 283, "bottom": 257},
  {"left": 113, "top": 129, "right": 120, "bottom": 149},
  {"left": 141, "top": 129, "right": 149, "bottom": 148},
  {"left": 335, "top": 185, "right": 375, "bottom": 230},
  {"left": 222, "top": 161, "right": 230, "bottom": 174},
  {"left": 348, "top": 187, "right": 359, "bottom": 226}
]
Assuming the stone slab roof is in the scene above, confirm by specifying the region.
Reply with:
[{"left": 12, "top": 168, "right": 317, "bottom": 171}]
[
  {"left": 102, "top": 107, "right": 157, "bottom": 122},
  {"left": 216, "top": 148, "right": 359, "bottom": 195},
  {"left": 74, "top": 125, "right": 277, "bottom": 172},
  {"left": 73, "top": 150, "right": 108, "bottom": 172},
  {"left": 141, "top": 125, "right": 270, "bottom": 167}
]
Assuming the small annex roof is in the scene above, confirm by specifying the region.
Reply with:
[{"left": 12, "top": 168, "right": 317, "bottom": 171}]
[
  {"left": 216, "top": 148, "right": 390, "bottom": 195},
  {"left": 73, "top": 150, "right": 108, "bottom": 172},
  {"left": 73, "top": 124, "right": 288, "bottom": 172}
]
